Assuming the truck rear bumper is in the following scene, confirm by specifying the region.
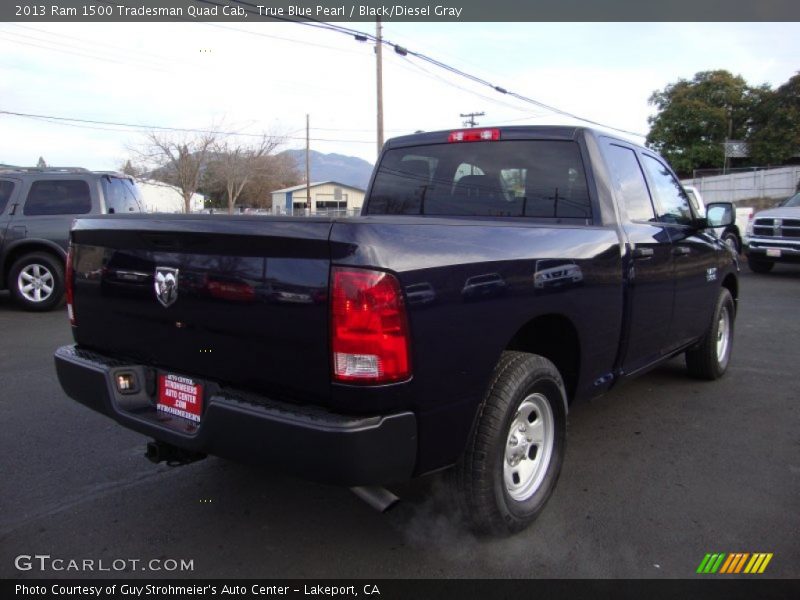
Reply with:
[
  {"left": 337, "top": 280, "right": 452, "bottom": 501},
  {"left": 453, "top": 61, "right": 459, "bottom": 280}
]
[{"left": 54, "top": 345, "right": 417, "bottom": 486}]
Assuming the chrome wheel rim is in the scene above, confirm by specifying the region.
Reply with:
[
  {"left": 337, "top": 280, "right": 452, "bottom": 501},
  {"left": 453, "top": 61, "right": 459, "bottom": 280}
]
[
  {"left": 18, "top": 263, "right": 55, "bottom": 303},
  {"left": 716, "top": 306, "right": 731, "bottom": 365},
  {"left": 503, "top": 393, "right": 555, "bottom": 501}
]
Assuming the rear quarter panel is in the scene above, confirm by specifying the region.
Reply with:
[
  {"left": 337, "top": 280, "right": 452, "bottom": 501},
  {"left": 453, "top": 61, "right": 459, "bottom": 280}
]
[{"left": 330, "top": 217, "right": 624, "bottom": 473}]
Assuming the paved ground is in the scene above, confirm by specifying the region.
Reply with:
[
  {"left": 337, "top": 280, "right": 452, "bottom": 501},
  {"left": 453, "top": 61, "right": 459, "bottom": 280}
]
[{"left": 1, "top": 267, "right": 798, "bottom": 579}]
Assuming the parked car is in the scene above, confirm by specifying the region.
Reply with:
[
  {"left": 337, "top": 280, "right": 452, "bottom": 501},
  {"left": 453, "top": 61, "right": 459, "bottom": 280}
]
[
  {"left": 55, "top": 126, "right": 738, "bottom": 535},
  {"left": 0, "top": 167, "right": 144, "bottom": 310},
  {"left": 744, "top": 192, "right": 800, "bottom": 273},
  {"left": 533, "top": 259, "right": 583, "bottom": 290},
  {"left": 683, "top": 185, "right": 752, "bottom": 253}
]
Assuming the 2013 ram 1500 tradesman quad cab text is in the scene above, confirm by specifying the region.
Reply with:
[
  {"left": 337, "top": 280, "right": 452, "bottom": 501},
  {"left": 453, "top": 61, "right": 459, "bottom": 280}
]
[{"left": 55, "top": 126, "right": 739, "bottom": 534}]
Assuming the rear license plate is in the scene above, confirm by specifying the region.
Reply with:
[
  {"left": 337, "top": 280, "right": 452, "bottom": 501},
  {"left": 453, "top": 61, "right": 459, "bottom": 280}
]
[
  {"left": 766, "top": 248, "right": 782, "bottom": 257},
  {"left": 157, "top": 374, "right": 204, "bottom": 423}
]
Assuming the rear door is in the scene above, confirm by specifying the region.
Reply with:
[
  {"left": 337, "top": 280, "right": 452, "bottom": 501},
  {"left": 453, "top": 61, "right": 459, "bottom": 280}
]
[
  {"left": 602, "top": 142, "right": 675, "bottom": 374},
  {"left": 20, "top": 177, "right": 95, "bottom": 253}
]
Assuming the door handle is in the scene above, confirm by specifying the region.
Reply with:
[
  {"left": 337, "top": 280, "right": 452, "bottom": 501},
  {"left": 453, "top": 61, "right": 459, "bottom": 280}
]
[
  {"left": 632, "top": 247, "right": 654, "bottom": 260},
  {"left": 672, "top": 246, "right": 691, "bottom": 256}
]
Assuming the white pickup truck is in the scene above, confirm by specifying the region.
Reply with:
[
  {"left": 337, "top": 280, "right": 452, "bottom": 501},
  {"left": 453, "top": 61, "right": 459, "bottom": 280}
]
[{"left": 684, "top": 185, "right": 753, "bottom": 254}]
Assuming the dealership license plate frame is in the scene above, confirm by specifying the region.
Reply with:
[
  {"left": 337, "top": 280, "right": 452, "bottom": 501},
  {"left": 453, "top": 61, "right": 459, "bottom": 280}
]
[{"left": 157, "top": 373, "right": 204, "bottom": 423}]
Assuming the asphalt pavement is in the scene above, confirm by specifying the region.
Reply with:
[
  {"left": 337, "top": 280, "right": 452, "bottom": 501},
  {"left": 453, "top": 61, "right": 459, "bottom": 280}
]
[{"left": 1, "top": 266, "right": 798, "bottom": 579}]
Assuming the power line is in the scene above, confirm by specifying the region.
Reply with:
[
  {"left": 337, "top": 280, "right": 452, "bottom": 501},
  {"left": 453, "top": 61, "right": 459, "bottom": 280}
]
[
  {"left": 0, "top": 109, "right": 377, "bottom": 144},
  {"left": 195, "top": 0, "right": 647, "bottom": 138},
  {"left": 0, "top": 32, "right": 174, "bottom": 73},
  {"left": 392, "top": 54, "right": 541, "bottom": 116},
  {"left": 5, "top": 24, "right": 198, "bottom": 68}
]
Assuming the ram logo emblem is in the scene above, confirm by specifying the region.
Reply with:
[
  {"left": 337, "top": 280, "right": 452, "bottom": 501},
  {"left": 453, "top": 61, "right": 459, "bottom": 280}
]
[{"left": 154, "top": 267, "right": 179, "bottom": 307}]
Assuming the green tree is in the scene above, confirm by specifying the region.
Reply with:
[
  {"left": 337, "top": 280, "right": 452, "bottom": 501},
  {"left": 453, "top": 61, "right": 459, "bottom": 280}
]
[
  {"left": 646, "top": 70, "right": 763, "bottom": 176},
  {"left": 748, "top": 73, "right": 800, "bottom": 165}
]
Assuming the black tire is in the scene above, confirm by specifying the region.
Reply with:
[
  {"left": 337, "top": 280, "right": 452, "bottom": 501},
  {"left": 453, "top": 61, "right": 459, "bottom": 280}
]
[
  {"left": 722, "top": 231, "right": 740, "bottom": 254},
  {"left": 8, "top": 252, "right": 65, "bottom": 311},
  {"left": 747, "top": 257, "right": 774, "bottom": 274},
  {"left": 685, "top": 288, "right": 735, "bottom": 380},
  {"left": 453, "top": 351, "right": 567, "bottom": 535}
]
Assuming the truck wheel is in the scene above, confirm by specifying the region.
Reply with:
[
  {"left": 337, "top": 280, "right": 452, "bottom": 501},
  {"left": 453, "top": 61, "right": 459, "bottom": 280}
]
[
  {"left": 747, "top": 258, "right": 773, "bottom": 274},
  {"left": 685, "top": 288, "right": 735, "bottom": 380},
  {"left": 8, "top": 252, "right": 65, "bottom": 311},
  {"left": 721, "top": 232, "right": 740, "bottom": 254},
  {"left": 454, "top": 351, "right": 566, "bottom": 535}
]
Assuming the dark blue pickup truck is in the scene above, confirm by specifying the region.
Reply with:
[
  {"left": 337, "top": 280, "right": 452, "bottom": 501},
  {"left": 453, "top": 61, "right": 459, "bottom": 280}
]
[{"left": 55, "top": 126, "right": 739, "bottom": 534}]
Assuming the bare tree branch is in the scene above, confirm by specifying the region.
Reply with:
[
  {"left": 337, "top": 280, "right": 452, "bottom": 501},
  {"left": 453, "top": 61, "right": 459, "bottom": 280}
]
[
  {"left": 129, "top": 129, "right": 220, "bottom": 213},
  {"left": 208, "top": 135, "right": 284, "bottom": 214}
]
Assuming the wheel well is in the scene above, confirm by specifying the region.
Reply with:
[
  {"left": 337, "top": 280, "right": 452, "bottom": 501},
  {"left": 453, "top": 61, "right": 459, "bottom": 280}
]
[
  {"left": 722, "top": 273, "right": 738, "bottom": 304},
  {"left": 506, "top": 314, "right": 580, "bottom": 401},
  {"left": 2, "top": 244, "right": 64, "bottom": 286}
]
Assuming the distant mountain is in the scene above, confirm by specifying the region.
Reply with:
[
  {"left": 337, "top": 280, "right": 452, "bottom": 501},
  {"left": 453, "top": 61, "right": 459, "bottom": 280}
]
[{"left": 280, "top": 149, "right": 374, "bottom": 190}]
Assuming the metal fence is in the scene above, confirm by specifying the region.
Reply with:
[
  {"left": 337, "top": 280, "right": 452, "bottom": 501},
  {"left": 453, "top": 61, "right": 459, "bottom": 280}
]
[{"left": 681, "top": 166, "right": 800, "bottom": 204}]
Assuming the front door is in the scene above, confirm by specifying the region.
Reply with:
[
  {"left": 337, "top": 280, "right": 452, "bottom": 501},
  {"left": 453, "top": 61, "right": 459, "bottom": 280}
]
[{"left": 638, "top": 153, "right": 720, "bottom": 350}]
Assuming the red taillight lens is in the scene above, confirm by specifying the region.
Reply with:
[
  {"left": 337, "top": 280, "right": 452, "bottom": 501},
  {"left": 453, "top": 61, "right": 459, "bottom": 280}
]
[
  {"left": 331, "top": 267, "right": 411, "bottom": 384},
  {"left": 65, "top": 246, "right": 75, "bottom": 326},
  {"left": 448, "top": 128, "right": 500, "bottom": 143}
]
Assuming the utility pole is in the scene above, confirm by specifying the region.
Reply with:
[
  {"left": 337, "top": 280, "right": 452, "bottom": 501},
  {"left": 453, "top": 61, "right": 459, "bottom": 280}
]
[
  {"left": 460, "top": 111, "right": 485, "bottom": 128},
  {"left": 375, "top": 16, "right": 384, "bottom": 157},
  {"left": 723, "top": 107, "right": 733, "bottom": 174},
  {"left": 306, "top": 113, "right": 311, "bottom": 214}
]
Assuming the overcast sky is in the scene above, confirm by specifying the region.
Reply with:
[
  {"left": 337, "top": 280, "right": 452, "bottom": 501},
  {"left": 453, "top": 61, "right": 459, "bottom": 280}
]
[{"left": 1, "top": 21, "right": 798, "bottom": 169}]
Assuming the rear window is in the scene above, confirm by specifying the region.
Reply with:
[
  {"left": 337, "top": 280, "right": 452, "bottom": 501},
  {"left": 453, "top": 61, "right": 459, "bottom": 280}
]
[
  {"left": 0, "top": 180, "right": 14, "bottom": 214},
  {"left": 23, "top": 180, "right": 91, "bottom": 216},
  {"left": 102, "top": 177, "right": 143, "bottom": 213},
  {"left": 366, "top": 140, "right": 591, "bottom": 220}
]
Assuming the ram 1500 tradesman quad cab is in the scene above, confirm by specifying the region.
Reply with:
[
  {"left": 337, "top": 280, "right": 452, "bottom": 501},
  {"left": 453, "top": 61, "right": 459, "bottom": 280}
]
[{"left": 55, "top": 127, "right": 739, "bottom": 534}]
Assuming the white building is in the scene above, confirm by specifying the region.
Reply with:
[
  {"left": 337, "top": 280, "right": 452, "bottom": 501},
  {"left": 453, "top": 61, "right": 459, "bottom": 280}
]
[
  {"left": 137, "top": 179, "right": 205, "bottom": 213},
  {"left": 271, "top": 181, "right": 366, "bottom": 216}
]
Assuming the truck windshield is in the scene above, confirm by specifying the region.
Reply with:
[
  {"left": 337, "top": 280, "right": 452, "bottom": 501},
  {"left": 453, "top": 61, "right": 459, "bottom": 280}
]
[
  {"left": 366, "top": 140, "right": 591, "bottom": 220},
  {"left": 780, "top": 193, "right": 800, "bottom": 207}
]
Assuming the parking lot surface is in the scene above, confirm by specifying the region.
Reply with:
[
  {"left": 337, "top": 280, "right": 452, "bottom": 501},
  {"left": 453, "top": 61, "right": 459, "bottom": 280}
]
[{"left": 1, "top": 267, "right": 798, "bottom": 579}]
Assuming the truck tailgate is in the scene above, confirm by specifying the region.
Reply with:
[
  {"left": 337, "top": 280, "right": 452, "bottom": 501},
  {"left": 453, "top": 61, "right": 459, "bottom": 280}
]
[{"left": 70, "top": 215, "right": 333, "bottom": 405}]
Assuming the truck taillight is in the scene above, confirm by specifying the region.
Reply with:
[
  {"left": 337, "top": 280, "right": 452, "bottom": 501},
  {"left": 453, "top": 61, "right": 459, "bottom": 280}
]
[
  {"left": 331, "top": 267, "right": 411, "bottom": 384},
  {"left": 65, "top": 246, "right": 75, "bottom": 326},
  {"left": 448, "top": 128, "right": 500, "bottom": 143}
]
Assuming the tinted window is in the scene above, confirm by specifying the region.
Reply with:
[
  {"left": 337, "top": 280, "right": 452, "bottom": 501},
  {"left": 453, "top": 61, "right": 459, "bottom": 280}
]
[
  {"left": 24, "top": 180, "right": 91, "bottom": 216},
  {"left": 102, "top": 177, "right": 142, "bottom": 213},
  {"left": 367, "top": 140, "right": 591, "bottom": 220},
  {"left": 641, "top": 155, "right": 693, "bottom": 225},
  {"left": 684, "top": 188, "right": 701, "bottom": 213},
  {"left": 605, "top": 145, "right": 655, "bottom": 221},
  {"left": 0, "top": 180, "right": 15, "bottom": 214}
]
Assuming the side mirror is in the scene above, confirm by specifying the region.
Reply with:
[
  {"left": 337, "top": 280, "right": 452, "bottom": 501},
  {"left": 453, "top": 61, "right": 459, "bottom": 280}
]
[{"left": 705, "top": 202, "right": 735, "bottom": 227}]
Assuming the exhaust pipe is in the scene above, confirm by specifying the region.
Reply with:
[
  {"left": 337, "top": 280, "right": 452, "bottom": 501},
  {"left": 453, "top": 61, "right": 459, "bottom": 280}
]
[
  {"left": 350, "top": 486, "right": 400, "bottom": 513},
  {"left": 145, "top": 440, "right": 206, "bottom": 466}
]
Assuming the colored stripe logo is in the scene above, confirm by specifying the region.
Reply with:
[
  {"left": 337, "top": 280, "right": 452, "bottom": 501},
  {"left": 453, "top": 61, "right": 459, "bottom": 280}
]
[{"left": 696, "top": 553, "right": 773, "bottom": 574}]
